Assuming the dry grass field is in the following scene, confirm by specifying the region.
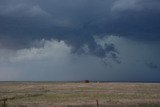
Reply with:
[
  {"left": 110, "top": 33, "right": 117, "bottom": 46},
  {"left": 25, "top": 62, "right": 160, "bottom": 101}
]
[{"left": 0, "top": 82, "right": 160, "bottom": 107}]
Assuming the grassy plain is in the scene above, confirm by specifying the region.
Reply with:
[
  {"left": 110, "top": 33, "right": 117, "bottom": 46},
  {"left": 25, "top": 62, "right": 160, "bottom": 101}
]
[{"left": 0, "top": 82, "right": 160, "bottom": 107}]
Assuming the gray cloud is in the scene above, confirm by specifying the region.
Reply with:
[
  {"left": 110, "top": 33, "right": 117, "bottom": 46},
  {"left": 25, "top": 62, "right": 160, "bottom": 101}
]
[
  {"left": 0, "top": 36, "right": 160, "bottom": 81},
  {"left": 0, "top": 0, "right": 160, "bottom": 81},
  {"left": 0, "top": 0, "right": 160, "bottom": 64}
]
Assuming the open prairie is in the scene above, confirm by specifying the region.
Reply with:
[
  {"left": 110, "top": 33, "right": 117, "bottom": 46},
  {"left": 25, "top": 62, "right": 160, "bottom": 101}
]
[{"left": 0, "top": 82, "right": 160, "bottom": 107}]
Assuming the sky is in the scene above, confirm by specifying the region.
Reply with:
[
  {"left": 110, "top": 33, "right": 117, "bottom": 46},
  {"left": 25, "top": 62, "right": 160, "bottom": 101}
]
[{"left": 0, "top": 0, "right": 160, "bottom": 81}]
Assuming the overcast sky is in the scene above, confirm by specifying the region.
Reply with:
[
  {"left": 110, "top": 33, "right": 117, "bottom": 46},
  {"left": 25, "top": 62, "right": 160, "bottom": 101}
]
[{"left": 0, "top": 0, "right": 160, "bottom": 81}]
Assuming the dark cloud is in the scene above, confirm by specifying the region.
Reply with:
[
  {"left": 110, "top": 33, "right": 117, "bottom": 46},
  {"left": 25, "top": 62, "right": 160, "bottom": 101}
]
[
  {"left": 0, "top": 0, "right": 160, "bottom": 60},
  {"left": 110, "top": 0, "right": 160, "bottom": 41},
  {"left": 145, "top": 62, "right": 158, "bottom": 69}
]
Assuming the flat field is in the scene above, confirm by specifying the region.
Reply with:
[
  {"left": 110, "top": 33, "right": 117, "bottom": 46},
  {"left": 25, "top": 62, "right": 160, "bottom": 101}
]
[{"left": 0, "top": 82, "right": 160, "bottom": 107}]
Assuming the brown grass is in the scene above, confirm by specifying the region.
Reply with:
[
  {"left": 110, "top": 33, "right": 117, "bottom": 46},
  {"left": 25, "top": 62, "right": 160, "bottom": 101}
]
[{"left": 0, "top": 82, "right": 160, "bottom": 107}]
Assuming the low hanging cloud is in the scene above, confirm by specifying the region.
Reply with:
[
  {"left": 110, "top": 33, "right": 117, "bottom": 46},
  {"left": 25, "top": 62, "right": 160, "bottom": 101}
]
[
  {"left": 0, "top": 36, "right": 160, "bottom": 81},
  {"left": 12, "top": 40, "right": 71, "bottom": 62},
  {"left": 0, "top": 0, "right": 160, "bottom": 58},
  {"left": 0, "top": 0, "right": 160, "bottom": 81},
  {"left": 0, "top": 39, "right": 115, "bottom": 81}
]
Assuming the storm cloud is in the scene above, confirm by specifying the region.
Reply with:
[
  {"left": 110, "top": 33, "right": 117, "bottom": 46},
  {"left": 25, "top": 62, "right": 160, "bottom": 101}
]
[
  {"left": 0, "top": 0, "right": 160, "bottom": 81},
  {"left": 0, "top": 36, "right": 160, "bottom": 81},
  {"left": 1, "top": 0, "right": 160, "bottom": 56}
]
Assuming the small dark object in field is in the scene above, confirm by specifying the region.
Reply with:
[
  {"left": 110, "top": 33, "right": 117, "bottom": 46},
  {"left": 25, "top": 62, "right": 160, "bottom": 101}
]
[
  {"left": 96, "top": 99, "right": 99, "bottom": 107},
  {"left": 84, "top": 80, "right": 89, "bottom": 83}
]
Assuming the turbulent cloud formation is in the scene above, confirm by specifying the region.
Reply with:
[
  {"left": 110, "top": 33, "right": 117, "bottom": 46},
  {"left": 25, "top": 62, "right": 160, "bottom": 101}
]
[
  {"left": 0, "top": 0, "right": 160, "bottom": 81},
  {"left": 0, "top": 0, "right": 117, "bottom": 59},
  {"left": 0, "top": 36, "right": 160, "bottom": 81},
  {"left": 1, "top": 0, "right": 160, "bottom": 53}
]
